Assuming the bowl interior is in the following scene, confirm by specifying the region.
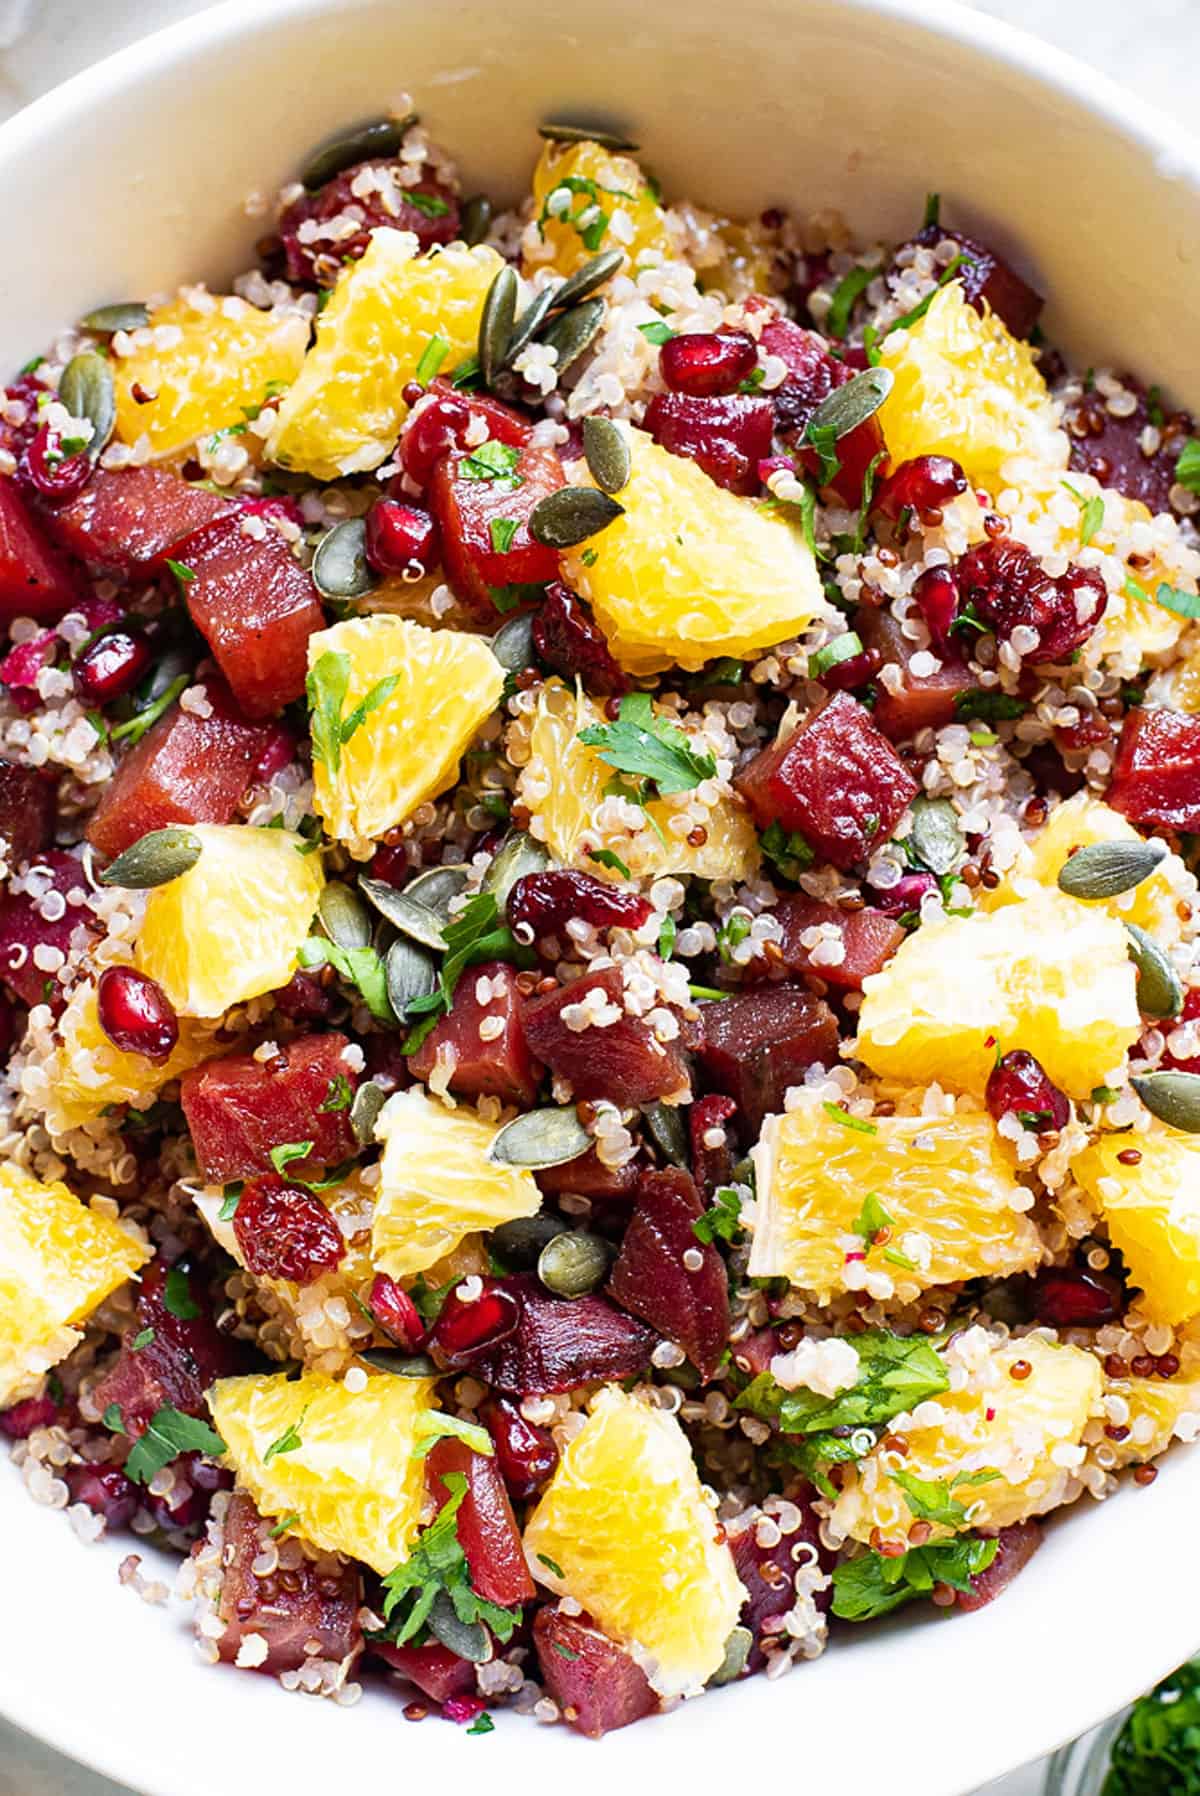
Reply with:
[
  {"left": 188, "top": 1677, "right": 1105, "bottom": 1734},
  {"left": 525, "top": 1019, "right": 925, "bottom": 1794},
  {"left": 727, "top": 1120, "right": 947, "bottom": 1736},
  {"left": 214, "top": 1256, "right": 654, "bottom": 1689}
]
[{"left": 2, "top": 2, "right": 1199, "bottom": 1792}]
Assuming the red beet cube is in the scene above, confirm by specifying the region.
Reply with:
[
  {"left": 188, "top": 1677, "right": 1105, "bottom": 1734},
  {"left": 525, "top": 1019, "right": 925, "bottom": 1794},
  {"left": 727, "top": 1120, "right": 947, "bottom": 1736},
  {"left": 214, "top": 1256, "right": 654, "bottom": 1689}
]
[
  {"left": 0, "top": 759, "right": 56, "bottom": 868},
  {"left": 279, "top": 162, "right": 459, "bottom": 285},
  {"left": 428, "top": 441, "right": 563, "bottom": 623},
  {"left": 171, "top": 513, "right": 323, "bottom": 718},
  {"left": 609, "top": 1168, "right": 730, "bottom": 1379},
  {"left": 470, "top": 1274, "right": 657, "bottom": 1396},
  {"left": 180, "top": 1032, "right": 359, "bottom": 1181},
  {"left": 91, "top": 1262, "right": 241, "bottom": 1434},
  {"left": 1108, "top": 705, "right": 1200, "bottom": 832},
  {"left": 729, "top": 1490, "right": 832, "bottom": 1671},
  {"left": 0, "top": 849, "right": 88, "bottom": 1007},
  {"left": 773, "top": 893, "right": 905, "bottom": 991},
  {"left": 0, "top": 478, "right": 81, "bottom": 621},
  {"left": 736, "top": 692, "right": 918, "bottom": 868},
  {"left": 533, "top": 1606, "right": 658, "bottom": 1737},
  {"left": 643, "top": 393, "right": 774, "bottom": 495},
  {"left": 521, "top": 967, "right": 689, "bottom": 1105},
  {"left": 955, "top": 1520, "right": 1042, "bottom": 1612},
  {"left": 43, "top": 465, "right": 231, "bottom": 576},
  {"left": 399, "top": 380, "right": 534, "bottom": 491},
  {"left": 426, "top": 1434, "right": 535, "bottom": 1610},
  {"left": 688, "top": 1092, "right": 736, "bottom": 1198},
  {"left": 536, "top": 1145, "right": 641, "bottom": 1201},
  {"left": 1066, "top": 377, "right": 1191, "bottom": 515},
  {"left": 215, "top": 1490, "right": 362, "bottom": 1674},
  {"left": 759, "top": 317, "right": 887, "bottom": 507},
  {"left": 914, "top": 223, "right": 1043, "bottom": 341},
  {"left": 408, "top": 960, "right": 542, "bottom": 1105},
  {"left": 856, "top": 608, "right": 974, "bottom": 741},
  {"left": 694, "top": 986, "right": 838, "bottom": 1134},
  {"left": 87, "top": 676, "right": 280, "bottom": 860},
  {"left": 372, "top": 1639, "right": 476, "bottom": 1703}
]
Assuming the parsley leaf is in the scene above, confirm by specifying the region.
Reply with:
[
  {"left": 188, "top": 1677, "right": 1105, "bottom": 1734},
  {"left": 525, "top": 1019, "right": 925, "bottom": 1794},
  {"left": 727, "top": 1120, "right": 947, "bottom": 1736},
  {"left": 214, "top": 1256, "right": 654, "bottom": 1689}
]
[
  {"left": 300, "top": 936, "right": 394, "bottom": 1022},
  {"left": 132, "top": 1327, "right": 155, "bottom": 1351},
  {"left": 716, "top": 911, "right": 751, "bottom": 963},
  {"left": 124, "top": 1405, "right": 226, "bottom": 1485},
  {"left": 657, "top": 915, "right": 676, "bottom": 960},
  {"left": 822, "top": 1102, "right": 877, "bottom": 1135},
  {"left": 759, "top": 820, "right": 815, "bottom": 884},
  {"left": 269, "top": 1140, "right": 315, "bottom": 1177},
  {"left": 586, "top": 846, "right": 631, "bottom": 878},
  {"left": 263, "top": 1415, "right": 306, "bottom": 1464},
  {"left": 468, "top": 1713, "right": 494, "bottom": 1736},
  {"left": 736, "top": 1331, "right": 949, "bottom": 1439},
  {"left": 163, "top": 1267, "right": 199, "bottom": 1321},
  {"left": 102, "top": 1402, "right": 126, "bottom": 1434},
  {"left": 805, "top": 418, "right": 842, "bottom": 488},
  {"left": 536, "top": 1552, "right": 565, "bottom": 1578},
  {"left": 889, "top": 1466, "right": 1000, "bottom": 1528},
  {"left": 341, "top": 675, "right": 401, "bottom": 745},
  {"left": 830, "top": 1535, "right": 998, "bottom": 1620},
  {"left": 306, "top": 649, "right": 351, "bottom": 777},
  {"left": 1062, "top": 479, "right": 1105, "bottom": 547},
  {"left": 218, "top": 1182, "right": 243, "bottom": 1221},
  {"left": 165, "top": 558, "right": 195, "bottom": 587},
  {"left": 1149, "top": 582, "right": 1200, "bottom": 621},
  {"left": 578, "top": 692, "right": 716, "bottom": 801},
  {"left": 637, "top": 320, "right": 675, "bottom": 346},
  {"left": 407, "top": 191, "right": 450, "bottom": 220},
  {"left": 952, "top": 690, "right": 1028, "bottom": 724},
  {"left": 461, "top": 440, "right": 521, "bottom": 484},
  {"left": 489, "top": 517, "right": 519, "bottom": 554},
  {"left": 852, "top": 1190, "right": 893, "bottom": 1244},
  {"left": 401, "top": 893, "right": 530, "bottom": 1054},
  {"left": 320, "top": 1073, "right": 353, "bottom": 1113},
  {"left": 411, "top": 1409, "right": 494, "bottom": 1460},
  {"left": 379, "top": 1472, "right": 523, "bottom": 1646},
  {"left": 693, "top": 1185, "right": 744, "bottom": 1245}
]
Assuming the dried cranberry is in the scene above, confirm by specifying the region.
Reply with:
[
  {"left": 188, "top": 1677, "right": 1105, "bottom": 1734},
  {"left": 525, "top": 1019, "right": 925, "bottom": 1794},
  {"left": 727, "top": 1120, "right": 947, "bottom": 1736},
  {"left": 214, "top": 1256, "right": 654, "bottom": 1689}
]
[
  {"left": 508, "top": 868, "right": 652, "bottom": 936},
  {"left": 364, "top": 499, "right": 439, "bottom": 576},
  {"left": 479, "top": 1395, "right": 559, "bottom": 1500},
  {"left": 232, "top": 1177, "right": 345, "bottom": 1285},
  {"left": 660, "top": 330, "right": 758, "bottom": 398},
  {"left": 643, "top": 392, "right": 774, "bottom": 494},
  {"left": 73, "top": 626, "right": 152, "bottom": 706},
  {"left": 910, "top": 565, "right": 961, "bottom": 650},
  {"left": 873, "top": 455, "right": 968, "bottom": 524},
  {"left": 272, "top": 970, "right": 339, "bottom": 1023},
  {"left": 368, "top": 1273, "right": 424, "bottom": 1349},
  {"left": 251, "top": 723, "right": 297, "bottom": 785},
  {"left": 1033, "top": 1265, "right": 1124, "bottom": 1328},
  {"left": 65, "top": 1463, "right": 138, "bottom": 1528},
  {"left": 25, "top": 422, "right": 91, "bottom": 501},
  {"left": 0, "top": 1393, "right": 59, "bottom": 1438},
  {"left": 429, "top": 1279, "right": 522, "bottom": 1367},
  {"left": 957, "top": 540, "right": 1108, "bottom": 663},
  {"left": 96, "top": 966, "right": 179, "bottom": 1063},
  {"left": 985, "top": 1050, "right": 1070, "bottom": 1133},
  {"left": 532, "top": 582, "right": 628, "bottom": 695}
]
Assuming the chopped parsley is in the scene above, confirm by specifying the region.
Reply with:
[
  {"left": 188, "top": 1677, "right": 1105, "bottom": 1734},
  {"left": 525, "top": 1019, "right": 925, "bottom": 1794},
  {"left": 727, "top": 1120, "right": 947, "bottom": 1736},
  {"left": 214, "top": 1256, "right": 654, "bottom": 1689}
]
[
  {"left": 263, "top": 1413, "right": 307, "bottom": 1465},
  {"left": 299, "top": 935, "right": 393, "bottom": 1023},
  {"left": 402, "top": 892, "right": 530, "bottom": 1054},
  {"left": 460, "top": 439, "right": 522, "bottom": 485},
  {"left": 809, "top": 631, "right": 864, "bottom": 679},
  {"left": 270, "top": 1512, "right": 300, "bottom": 1539},
  {"left": 830, "top": 1534, "right": 998, "bottom": 1620},
  {"left": 1103, "top": 1656, "right": 1200, "bottom": 1795},
  {"left": 637, "top": 320, "right": 675, "bottom": 346},
  {"left": 162, "top": 1267, "right": 199, "bottom": 1321},
  {"left": 1062, "top": 479, "right": 1105, "bottom": 547},
  {"left": 536, "top": 1552, "right": 565, "bottom": 1579},
  {"left": 414, "top": 333, "right": 450, "bottom": 384},
  {"left": 586, "top": 846, "right": 631, "bottom": 878},
  {"left": 759, "top": 820, "right": 815, "bottom": 884},
  {"left": 1175, "top": 438, "right": 1200, "bottom": 496},
  {"left": 132, "top": 1328, "right": 155, "bottom": 1352},
  {"left": 716, "top": 911, "right": 752, "bottom": 963},
  {"left": 923, "top": 191, "right": 941, "bottom": 229},
  {"left": 164, "top": 558, "right": 196, "bottom": 587},
  {"left": 889, "top": 1466, "right": 1000, "bottom": 1528},
  {"left": 467, "top": 1713, "right": 495, "bottom": 1736},
  {"left": 124, "top": 1405, "right": 226, "bottom": 1485},
  {"left": 825, "top": 262, "right": 879, "bottom": 340},
  {"left": 411, "top": 1409, "right": 494, "bottom": 1460},
  {"left": 319, "top": 1073, "right": 353, "bottom": 1113},
  {"left": 578, "top": 691, "right": 716, "bottom": 801},
  {"left": 805, "top": 418, "right": 842, "bottom": 488},
  {"left": 110, "top": 673, "right": 190, "bottom": 747},
  {"left": 379, "top": 1472, "right": 523, "bottom": 1646},
  {"left": 822, "top": 1101, "right": 877, "bottom": 1135},
  {"left": 269, "top": 1140, "right": 314, "bottom": 1177},
  {"left": 306, "top": 649, "right": 400, "bottom": 778},
  {"left": 407, "top": 191, "right": 451, "bottom": 219},
  {"left": 952, "top": 690, "right": 1028, "bottom": 724},
  {"left": 102, "top": 1402, "right": 126, "bottom": 1435},
  {"left": 657, "top": 915, "right": 676, "bottom": 960},
  {"left": 693, "top": 1185, "right": 744, "bottom": 1246},
  {"left": 218, "top": 1182, "right": 243, "bottom": 1221},
  {"left": 489, "top": 517, "right": 519, "bottom": 554},
  {"left": 853, "top": 1191, "right": 916, "bottom": 1270}
]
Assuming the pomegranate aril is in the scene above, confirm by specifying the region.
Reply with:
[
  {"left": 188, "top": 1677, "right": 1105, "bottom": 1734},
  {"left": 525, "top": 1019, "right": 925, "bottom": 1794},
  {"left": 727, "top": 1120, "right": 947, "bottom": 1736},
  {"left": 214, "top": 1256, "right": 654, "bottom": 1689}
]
[
  {"left": 872, "top": 871, "right": 938, "bottom": 917},
  {"left": 814, "top": 642, "right": 881, "bottom": 693},
  {"left": 368, "top": 1272, "right": 424, "bottom": 1349},
  {"left": 232, "top": 1176, "right": 345, "bottom": 1285},
  {"left": 507, "top": 867, "right": 652, "bottom": 936},
  {"left": 1033, "top": 1265, "right": 1124, "bottom": 1328},
  {"left": 25, "top": 422, "right": 91, "bottom": 501},
  {"left": 873, "top": 455, "right": 967, "bottom": 524},
  {"left": 96, "top": 966, "right": 179, "bottom": 1063},
  {"left": 442, "top": 1696, "right": 489, "bottom": 1725},
  {"left": 365, "top": 499, "right": 439, "bottom": 576},
  {"left": 73, "top": 626, "right": 153, "bottom": 706},
  {"left": 985, "top": 1049, "right": 1070, "bottom": 1133},
  {"left": 909, "top": 564, "right": 961, "bottom": 650},
  {"left": 479, "top": 1394, "right": 559, "bottom": 1499},
  {"left": 430, "top": 1280, "right": 522, "bottom": 1366},
  {"left": 660, "top": 330, "right": 758, "bottom": 398},
  {"left": 0, "top": 1393, "right": 60, "bottom": 1438}
]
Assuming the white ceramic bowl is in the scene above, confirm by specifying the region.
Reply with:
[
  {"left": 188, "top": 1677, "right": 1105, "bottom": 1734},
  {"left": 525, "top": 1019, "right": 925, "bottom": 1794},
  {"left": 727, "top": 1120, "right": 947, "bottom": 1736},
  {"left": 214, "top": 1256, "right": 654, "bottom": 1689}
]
[{"left": 2, "top": 3, "right": 1200, "bottom": 1791}]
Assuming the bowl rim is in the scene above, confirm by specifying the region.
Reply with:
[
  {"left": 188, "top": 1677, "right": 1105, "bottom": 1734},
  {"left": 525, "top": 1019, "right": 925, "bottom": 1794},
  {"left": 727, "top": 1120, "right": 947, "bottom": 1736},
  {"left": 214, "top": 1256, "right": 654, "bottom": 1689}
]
[{"left": 2, "top": 0, "right": 1200, "bottom": 1790}]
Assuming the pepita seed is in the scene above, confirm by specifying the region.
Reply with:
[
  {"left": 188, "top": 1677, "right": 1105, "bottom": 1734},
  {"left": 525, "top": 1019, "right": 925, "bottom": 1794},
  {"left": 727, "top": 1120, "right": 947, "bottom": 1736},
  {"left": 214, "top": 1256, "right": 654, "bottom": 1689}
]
[
  {"left": 350, "top": 1080, "right": 386, "bottom": 1146},
  {"left": 908, "top": 796, "right": 963, "bottom": 876},
  {"left": 1126, "top": 924, "right": 1184, "bottom": 1019},
  {"left": 488, "top": 1105, "right": 591, "bottom": 1169},
  {"left": 482, "top": 830, "right": 550, "bottom": 914},
  {"left": 1057, "top": 839, "right": 1167, "bottom": 900},
  {"left": 641, "top": 1100, "right": 688, "bottom": 1167},
  {"left": 807, "top": 365, "right": 894, "bottom": 443},
  {"left": 491, "top": 1212, "right": 568, "bottom": 1269},
  {"left": 552, "top": 249, "right": 624, "bottom": 312},
  {"left": 404, "top": 864, "right": 472, "bottom": 919},
  {"left": 385, "top": 936, "right": 437, "bottom": 1020},
  {"left": 318, "top": 881, "right": 372, "bottom": 950},
  {"left": 312, "top": 517, "right": 377, "bottom": 601},
  {"left": 537, "top": 1230, "right": 611, "bottom": 1298},
  {"left": 1131, "top": 1071, "right": 1200, "bottom": 1132},
  {"left": 582, "top": 415, "right": 630, "bottom": 494},
  {"left": 427, "top": 1588, "right": 492, "bottom": 1663},
  {"left": 502, "top": 285, "right": 560, "bottom": 371},
  {"left": 491, "top": 610, "right": 537, "bottom": 675},
  {"left": 479, "top": 264, "right": 519, "bottom": 389},
  {"left": 460, "top": 195, "right": 493, "bottom": 247},
  {"left": 359, "top": 879, "right": 447, "bottom": 950},
  {"left": 708, "top": 1627, "right": 753, "bottom": 1688},
  {"left": 300, "top": 113, "right": 417, "bottom": 191},
  {"left": 80, "top": 301, "right": 149, "bottom": 336},
  {"left": 529, "top": 484, "right": 624, "bottom": 549},
  {"left": 538, "top": 298, "right": 604, "bottom": 378},
  {"left": 59, "top": 351, "right": 115, "bottom": 460},
  {"left": 98, "top": 826, "right": 201, "bottom": 889},
  {"left": 537, "top": 122, "right": 638, "bottom": 153},
  {"left": 361, "top": 1349, "right": 439, "bottom": 1378}
]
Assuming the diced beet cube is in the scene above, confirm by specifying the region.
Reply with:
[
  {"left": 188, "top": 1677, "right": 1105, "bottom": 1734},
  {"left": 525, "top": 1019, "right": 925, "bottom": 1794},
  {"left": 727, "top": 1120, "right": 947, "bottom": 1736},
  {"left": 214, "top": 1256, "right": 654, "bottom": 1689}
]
[
  {"left": 536, "top": 1145, "right": 641, "bottom": 1201},
  {"left": 0, "top": 478, "right": 81, "bottom": 621},
  {"left": 913, "top": 223, "right": 1043, "bottom": 340},
  {"left": 773, "top": 893, "right": 905, "bottom": 991},
  {"left": 521, "top": 967, "right": 689, "bottom": 1105},
  {"left": 857, "top": 609, "right": 974, "bottom": 741},
  {"left": 171, "top": 513, "right": 323, "bottom": 718},
  {"left": 90, "top": 1262, "right": 241, "bottom": 1434},
  {"left": 0, "top": 760, "right": 56, "bottom": 868},
  {"left": 758, "top": 316, "right": 887, "bottom": 507},
  {"left": 955, "top": 1520, "right": 1042, "bottom": 1612},
  {"left": 609, "top": 1168, "right": 729, "bottom": 1379},
  {"left": 0, "top": 849, "right": 87, "bottom": 1007},
  {"left": 214, "top": 1490, "right": 362, "bottom": 1674},
  {"left": 408, "top": 960, "right": 542, "bottom": 1105},
  {"left": 1065, "top": 377, "right": 1191, "bottom": 514},
  {"left": 87, "top": 676, "right": 280, "bottom": 860},
  {"left": 427, "top": 442, "right": 563, "bottom": 624},
  {"left": 470, "top": 1274, "right": 657, "bottom": 1395},
  {"left": 372, "top": 1639, "right": 477, "bottom": 1702},
  {"left": 180, "top": 1032, "right": 358, "bottom": 1181},
  {"left": 736, "top": 692, "right": 918, "bottom": 869},
  {"left": 533, "top": 1606, "right": 659, "bottom": 1737},
  {"left": 426, "top": 1435, "right": 535, "bottom": 1610},
  {"left": 1108, "top": 705, "right": 1200, "bottom": 832},
  {"left": 729, "top": 1490, "right": 832, "bottom": 1671},
  {"left": 532, "top": 583, "right": 628, "bottom": 695},
  {"left": 642, "top": 393, "right": 774, "bottom": 495},
  {"left": 689, "top": 1092, "right": 736, "bottom": 1198},
  {"left": 279, "top": 162, "right": 459, "bottom": 285},
  {"left": 694, "top": 986, "right": 838, "bottom": 1135},
  {"left": 43, "top": 465, "right": 231, "bottom": 576}
]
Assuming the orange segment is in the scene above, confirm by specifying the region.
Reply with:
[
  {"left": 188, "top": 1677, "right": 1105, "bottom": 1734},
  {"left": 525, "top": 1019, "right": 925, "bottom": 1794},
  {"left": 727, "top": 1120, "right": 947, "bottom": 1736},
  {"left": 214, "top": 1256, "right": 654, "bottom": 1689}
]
[
  {"left": 525, "top": 140, "right": 672, "bottom": 278},
  {"left": 1073, "top": 1130, "right": 1200, "bottom": 1326}
]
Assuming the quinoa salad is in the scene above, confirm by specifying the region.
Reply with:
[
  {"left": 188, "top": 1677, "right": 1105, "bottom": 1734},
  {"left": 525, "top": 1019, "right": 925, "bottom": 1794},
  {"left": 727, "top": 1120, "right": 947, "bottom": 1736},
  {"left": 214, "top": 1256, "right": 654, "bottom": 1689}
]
[{"left": 3, "top": 104, "right": 1200, "bottom": 1739}]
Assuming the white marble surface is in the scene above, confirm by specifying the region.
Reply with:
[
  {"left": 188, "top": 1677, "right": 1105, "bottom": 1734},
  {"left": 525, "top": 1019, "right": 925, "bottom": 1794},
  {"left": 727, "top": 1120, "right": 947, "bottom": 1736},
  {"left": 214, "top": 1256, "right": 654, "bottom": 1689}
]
[{"left": 0, "top": 1, "right": 1195, "bottom": 1790}]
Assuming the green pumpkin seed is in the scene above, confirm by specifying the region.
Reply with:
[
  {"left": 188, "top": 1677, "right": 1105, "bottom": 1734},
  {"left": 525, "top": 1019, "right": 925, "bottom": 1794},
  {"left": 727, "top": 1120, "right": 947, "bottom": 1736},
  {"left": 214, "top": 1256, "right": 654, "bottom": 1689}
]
[
  {"left": 908, "top": 796, "right": 963, "bottom": 876},
  {"left": 361, "top": 1348, "right": 439, "bottom": 1377},
  {"left": 300, "top": 113, "right": 417, "bottom": 190},
  {"left": 1126, "top": 925, "right": 1183, "bottom": 1019},
  {"left": 708, "top": 1626, "right": 753, "bottom": 1687},
  {"left": 1132, "top": 1071, "right": 1200, "bottom": 1132},
  {"left": 538, "top": 298, "right": 604, "bottom": 378},
  {"left": 552, "top": 249, "right": 625, "bottom": 313},
  {"left": 1057, "top": 839, "right": 1167, "bottom": 900},
  {"left": 491, "top": 610, "right": 537, "bottom": 675},
  {"left": 582, "top": 416, "right": 630, "bottom": 494},
  {"left": 538, "top": 122, "right": 638, "bottom": 153},
  {"left": 359, "top": 879, "right": 447, "bottom": 951},
  {"left": 385, "top": 936, "right": 437, "bottom": 1020},
  {"left": 807, "top": 365, "right": 894, "bottom": 443},
  {"left": 427, "top": 1588, "right": 492, "bottom": 1663},
  {"left": 403, "top": 863, "right": 471, "bottom": 919},
  {"left": 80, "top": 301, "right": 149, "bottom": 336},
  {"left": 482, "top": 831, "right": 550, "bottom": 914},
  {"left": 491, "top": 1212, "right": 568, "bottom": 1270},
  {"left": 502, "top": 285, "right": 561, "bottom": 371},
  {"left": 460, "top": 195, "right": 493, "bottom": 247},
  {"left": 529, "top": 484, "right": 624, "bottom": 549},
  {"left": 312, "top": 518, "right": 377, "bottom": 601},
  {"left": 59, "top": 351, "right": 115, "bottom": 460},
  {"left": 537, "top": 1230, "right": 611, "bottom": 1298},
  {"left": 488, "top": 1105, "right": 591, "bottom": 1170},
  {"left": 479, "top": 264, "right": 519, "bottom": 388},
  {"left": 350, "top": 1079, "right": 386, "bottom": 1146},
  {"left": 318, "top": 881, "right": 372, "bottom": 950},
  {"left": 642, "top": 1100, "right": 688, "bottom": 1167},
  {"left": 98, "top": 826, "right": 201, "bottom": 889}
]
